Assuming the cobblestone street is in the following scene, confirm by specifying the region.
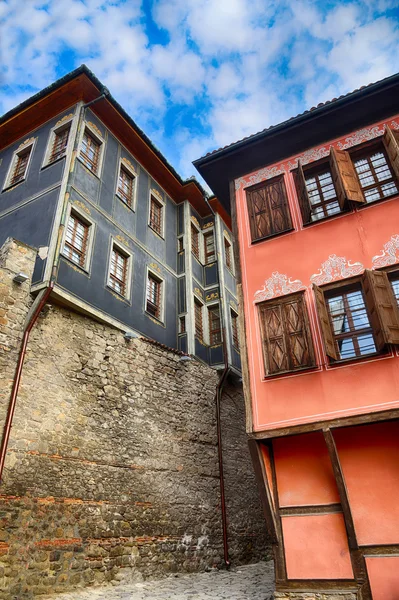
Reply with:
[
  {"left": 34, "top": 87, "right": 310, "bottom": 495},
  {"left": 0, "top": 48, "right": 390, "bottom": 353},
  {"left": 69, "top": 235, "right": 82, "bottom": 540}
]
[{"left": 44, "top": 562, "right": 275, "bottom": 600}]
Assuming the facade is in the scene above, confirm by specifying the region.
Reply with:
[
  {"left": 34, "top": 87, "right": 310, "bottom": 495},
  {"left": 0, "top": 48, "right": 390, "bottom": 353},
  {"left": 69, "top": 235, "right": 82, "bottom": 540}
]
[
  {"left": 195, "top": 73, "right": 399, "bottom": 599},
  {"left": 0, "top": 66, "right": 240, "bottom": 373}
]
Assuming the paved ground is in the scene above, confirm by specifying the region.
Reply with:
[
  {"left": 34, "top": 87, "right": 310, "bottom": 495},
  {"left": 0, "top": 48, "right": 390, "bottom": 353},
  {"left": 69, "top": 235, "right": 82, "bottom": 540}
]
[{"left": 46, "top": 562, "right": 275, "bottom": 600}]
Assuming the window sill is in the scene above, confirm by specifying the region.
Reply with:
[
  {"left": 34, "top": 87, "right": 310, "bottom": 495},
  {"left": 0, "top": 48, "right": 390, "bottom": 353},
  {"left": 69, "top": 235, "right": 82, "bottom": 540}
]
[
  {"left": 41, "top": 155, "right": 66, "bottom": 170},
  {"left": 327, "top": 350, "right": 387, "bottom": 368},
  {"left": 61, "top": 254, "right": 90, "bottom": 275},
  {"left": 148, "top": 225, "right": 164, "bottom": 240},
  {"left": 77, "top": 157, "right": 100, "bottom": 179},
  {"left": 1, "top": 179, "right": 26, "bottom": 193},
  {"left": 263, "top": 364, "right": 319, "bottom": 380},
  {"left": 302, "top": 209, "right": 350, "bottom": 227},
  {"left": 145, "top": 311, "right": 165, "bottom": 326},
  {"left": 250, "top": 227, "right": 294, "bottom": 245},
  {"left": 106, "top": 285, "right": 130, "bottom": 303},
  {"left": 116, "top": 193, "right": 135, "bottom": 212},
  {"left": 355, "top": 191, "right": 399, "bottom": 210}
]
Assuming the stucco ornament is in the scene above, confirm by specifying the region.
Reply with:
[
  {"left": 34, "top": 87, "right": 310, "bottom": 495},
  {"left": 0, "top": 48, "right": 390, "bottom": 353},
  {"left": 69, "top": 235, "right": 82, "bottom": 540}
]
[
  {"left": 254, "top": 272, "right": 306, "bottom": 303},
  {"left": 235, "top": 166, "right": 286, "bottom": 191},
  {"left": 372, "top": 234, "right": 399, "bottom": 269},
  {"left": 310, "top": 255, "right": 364, "bottom": 286}
]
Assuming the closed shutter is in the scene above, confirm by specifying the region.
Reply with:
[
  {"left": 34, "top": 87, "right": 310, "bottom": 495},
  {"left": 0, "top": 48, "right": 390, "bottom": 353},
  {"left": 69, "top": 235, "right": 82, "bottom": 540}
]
[
  {"left": 246, "top": 176, "right": 292, "bottom": 242},
  {"left": 313, "top": 284, "right": 339, "bottom": 360},
  {"left": 330, "top": 147, "right": 364, "bottom": 206},
  {"left": 259, "top": 302, "right": 288, "bottom": 375},
  {"left": 284, "top": 295, "right": 315, "bottom": 369},
  {"left": 294, "top": 161, "right": 312, "bottom": 224},
  {"left": 246, "top": 187, "right": 270, "bottom": 240},
  {"left": 383, "top": 126, "right": 399, "bottom": 180},
  {"left": 362, "top": 269, "right": 399, "bottom": 348},
  {"left": 268, "top": 177, "right": 292, "bottom": 234}
]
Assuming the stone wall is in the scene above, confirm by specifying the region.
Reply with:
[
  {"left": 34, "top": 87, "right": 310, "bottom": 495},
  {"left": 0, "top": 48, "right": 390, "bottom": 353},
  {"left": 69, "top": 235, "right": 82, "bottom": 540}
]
[
  {"left": 275, "top": 593, "right": 357, "bottom": 600},
  {"left": 0, "top": 239, "right": 271, "bottom": 599}
]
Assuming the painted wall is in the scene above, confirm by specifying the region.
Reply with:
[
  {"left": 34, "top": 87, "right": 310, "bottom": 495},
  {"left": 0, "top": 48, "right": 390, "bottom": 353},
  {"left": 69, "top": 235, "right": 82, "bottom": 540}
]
[{"left": 235, "top": 114, "right": 399, "bottom": 432}]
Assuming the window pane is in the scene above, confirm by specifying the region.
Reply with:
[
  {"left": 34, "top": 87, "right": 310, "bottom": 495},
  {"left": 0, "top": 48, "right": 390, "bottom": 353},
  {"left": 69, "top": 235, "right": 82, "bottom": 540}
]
[
  {"left": 63, "top": 213, "right": 89, "bottom": 267},
  {"left": 50, "top": 127, "right": 70, "bottom": 162},
  {"left": 305, "top": 169, "right": 341, "bottom": 222},
  {"left": 353, "top": 150, "right": 398, "bottom": 204}
]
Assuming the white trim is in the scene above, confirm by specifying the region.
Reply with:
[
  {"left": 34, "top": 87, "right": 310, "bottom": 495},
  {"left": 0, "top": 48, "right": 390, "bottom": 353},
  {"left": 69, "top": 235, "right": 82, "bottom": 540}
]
[
  {"left": 106, "top": 236, "right": 133, "bottom": 301},
  {"left": 41, "top": 114, "right": 74, "bottom": 169},
  {"left": 148, "top": 188, "right": 165, "bottom": 238},
  {"left": 223, "top": 230, "right": 235, "bottom": 275},
  {"left": 77, "top": 121, "right": 106, "bottom": 178},
  {"left": 145, "top": 265, "right": 165, "bottom": 324},
  {"left": 61, "top": 203, "right": 96, "bottom": 273},
  {"left": 115, "top": 157, "right": 138, "bottom": 211},
  {"left": 190, "top": 218, "right": 202, "bottom": 263},
  {"left": 2, "top": 137, "right": 37, "bottom": 191}
]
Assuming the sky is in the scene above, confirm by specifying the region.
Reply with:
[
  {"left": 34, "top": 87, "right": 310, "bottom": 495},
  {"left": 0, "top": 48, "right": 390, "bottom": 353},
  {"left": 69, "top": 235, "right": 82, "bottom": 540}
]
[{"left": 0, "top": 0, "right": 399, "bottom": 183}]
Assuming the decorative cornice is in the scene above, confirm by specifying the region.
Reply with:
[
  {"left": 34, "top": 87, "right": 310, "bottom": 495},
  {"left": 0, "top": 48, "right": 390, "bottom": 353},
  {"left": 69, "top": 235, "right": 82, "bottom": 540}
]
[
  {"left": 202, "top": 221, "right": 214, "bottom": 230},
  {"left": 191, "top": 216, "right": 200, "bottom": 229},
  {"left": 73, "top": 200, "right": 91, "bottom": 215},
  {"left": 372, "top": 234, "right": 399, "bottom": 269},
  {"left": 149, "top": 262, "right": 161, "bottom": 274},
  {"left": 206, "top": 291, "right": 219, "bottom": 302},
  {"left": 115, "top": 234, "right": 130, "bottom": 248},
  {"left": 310, "top": 254, "right": 364, "bottom": 286},
  {"left": 194, "top": 287, "right": 203, "bottom": 299},
  {"left": 18, "top": 137, "right": 35, "bottom": 150},
  {"left": 254, "top": 272, "right": 306, "bottom": 303},
  {"left": 150, "top": 188, "right": 163, "bottom": 203},
  {"left": 55, "top": 113, "right": 74, "bottom": 128},
  {"left": 121, "top": 157, "right": 137, "bottom": 176},
  {"left": 86, "top": 121, "right": 103, "bottom": 139}
]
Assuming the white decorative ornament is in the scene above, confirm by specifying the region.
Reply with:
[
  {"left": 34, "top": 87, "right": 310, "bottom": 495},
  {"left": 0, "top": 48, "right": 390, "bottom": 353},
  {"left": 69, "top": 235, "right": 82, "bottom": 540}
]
[
  {"left": 254, "top": 272, "right": 306, "bottom": 303},
  {"left": 372, "top": 234, "right": 399, "bottom": 269},
  {"left": 390, "top": 120, "right": 399, "bottom": 130},
  {"left": 235, "top": 166, "right": 286, "bottom": 191},
  {"left": 287, "top": 146, "right": 331, "bottom": 171},
  {"left": 337, "top": 126, "right": 384, "bottom": 150},
  {"left": 310, "top": 255, "right": 364, "bottom": 286}
]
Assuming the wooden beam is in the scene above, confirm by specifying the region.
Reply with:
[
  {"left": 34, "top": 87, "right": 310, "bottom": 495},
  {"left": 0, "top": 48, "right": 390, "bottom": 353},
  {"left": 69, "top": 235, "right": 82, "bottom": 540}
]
[
  {"left": 248, "top": 439, "right": 278, "bottom": 543},
  {"left": 279, "top": 503, "right": 341, "bottom": 517}
]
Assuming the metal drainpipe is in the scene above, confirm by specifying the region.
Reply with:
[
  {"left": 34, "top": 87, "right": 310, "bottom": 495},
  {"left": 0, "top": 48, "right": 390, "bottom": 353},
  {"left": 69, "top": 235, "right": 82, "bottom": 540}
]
[
  {"left": 0, "top": 90, "right": 110, "bottom": 484},
  {"left": 204, "top": 195, "right": 231, "bottom": 568}
]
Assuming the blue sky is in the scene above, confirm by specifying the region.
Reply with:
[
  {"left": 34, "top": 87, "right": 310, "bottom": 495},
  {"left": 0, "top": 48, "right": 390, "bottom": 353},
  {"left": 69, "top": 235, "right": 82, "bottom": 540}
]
[{"left": 1, "top": 0, "right": 399, "bottom": 183}]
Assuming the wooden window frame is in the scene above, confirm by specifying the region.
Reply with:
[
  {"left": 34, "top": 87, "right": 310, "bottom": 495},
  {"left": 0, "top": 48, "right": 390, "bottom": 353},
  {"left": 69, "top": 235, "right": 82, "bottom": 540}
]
[
  {"left": 179, "top": 315, "right": 186, "bottom": 334},
  {"left": 62, "top": 207, "right": 93, "bottom": 270},
  {"left": 231, "top": 309, "right": 239, "bottom": 349},
  {"left": 208, "top": 304, "right": 222, "bottom": 346},
  {"left": 3, "top": 139, "right": 35, "bottom": 191},
  {"left": 203, "top": 230, "right": 215, "bottom": 265},
  {"left": 107, "top": 241, "right": 132, "bottom": 300},
  {"left": 146, "top": 270, "right": 163, "bottom": 321},
  {"left": 149, "top": 194, "right": 164, "bottom": 237},
  {"left": 78, "top": 125, "right": 104, "bottom": 176},
  {"left": 258, "top": 291, "right": 316, "bottom": 377},
  {"left": 224, "top": 235, "right": 233, "bottom": 272},
  {"left": 178, "top": 237, "right": 184, "bottom": 253},
  {"left": 42, "top": 120, "right": 73, "bottom": 169},
  {"left": 314, "top": 271, "right": 399, "bottom": 364},
  {"left": 194, "top": 297, "right": 204, "bottom": 341},
  {"left": 116, "top": 161, "right": 136, "bottom": 209},
  {"left": 245, "top": 175, "right": 293, "bottom": 244},
  {"left": 191, "top": 224, "right": 200, "bottom": 261}
]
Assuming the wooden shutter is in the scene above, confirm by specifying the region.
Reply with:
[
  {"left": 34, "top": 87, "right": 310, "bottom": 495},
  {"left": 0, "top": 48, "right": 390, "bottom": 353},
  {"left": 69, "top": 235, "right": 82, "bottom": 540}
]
[
  {"left": 268, "top": 177, "right": 292, "bottom": 234},
  {"left": 259, "top": 302, "right": 289, "bottom": 375},
  {"left": 246, "top": 177, "right": 292, "bottom": 242},
  {"left": 362, "top": 269, "right": 399, "bottom": 349},
  {"left": 283, "top": 295, "right": 315, "bottom": 369},
  {"left": 294, "top": 161, "right": 312, "bottom": 224},
  {"left": 313, "top": 284, "right": 339, "bottom": 360},
  {"left": 329, "top": 147, "right": 364, "bottom": 206},
  {"left": 383, "top": 126, "right": 399, "bottom": 180}
]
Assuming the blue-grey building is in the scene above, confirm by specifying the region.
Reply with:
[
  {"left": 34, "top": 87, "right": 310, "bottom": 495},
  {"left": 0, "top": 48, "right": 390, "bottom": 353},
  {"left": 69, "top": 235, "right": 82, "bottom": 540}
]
[{"left": 0, "top": 66, "right": 240, "bottom": 374}]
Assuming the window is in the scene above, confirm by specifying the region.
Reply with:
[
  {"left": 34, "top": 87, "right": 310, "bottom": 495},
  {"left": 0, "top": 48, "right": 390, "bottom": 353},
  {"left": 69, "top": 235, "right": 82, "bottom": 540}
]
[
  {"left": 63, "top": 212, "right": 89, "bottom": 268},
  {"left": 245, "top": 175, "right": 292, "bottom": 243},
  {"left": 117, "top": 166, "right": 135, "bottom": 207},
  {"left": 352, "top": 145, "right": 398, "bottom": 204},
  {"left": 224, "top": 237, "right": 232, "bottom": 270},
  {"left": 313, "top": 270, "right": 399, "bottom": 362},
  {"left": 146, "top": 273, "right": 162, "bottom": 319},
  {"left": 179, "top": 316, "right": 186, "bottom": 334},
  {"left": 390, "top": 273, "right": 399, "bottom": 305},
  {"left": 7, "top": 146, "right": 32, "bottom": 188},
  {"left": 203, "top": 231, "right": 215, "bottom": 264},
  {"left": 231, "top": 310, "right": 239, "bottom": 349},
  {"left": 149, "top": 195, "right": 163, "bottom": 236},
  {"left": 194, "top": 299, "right": 203, "bottom": 340},
  {"left": 178, "top": 238, "right": 184, "bottom": 253},
  {"left": 49, "top": 125, "right": 70, "bottom": 163},
  {"left": 108, "top": 247, "right": 128, "bottom": 296},
  {"left": 208, "top": 305, "right": 222, "bottom": 345},
  {"left": 191, "top": 224, "right": 200, "bottom": 260},
  {"left": 295, "top": 160, "right": 342, "bottom": 224},
  {"left": 80, "top": 129, "right": 101, "bottom": 174},
  {"left": 258, "top": 292, "right": 315, "bottom": 376}
]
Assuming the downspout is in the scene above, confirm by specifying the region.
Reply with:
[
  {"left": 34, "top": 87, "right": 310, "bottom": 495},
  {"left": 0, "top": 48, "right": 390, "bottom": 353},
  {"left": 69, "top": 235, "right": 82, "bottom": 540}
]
[
  {"left": 204, "top": 195, "right": 231, "bottom": 568},
  {"left": 0, "top": 89, "right": 109, "bottom": 483}
]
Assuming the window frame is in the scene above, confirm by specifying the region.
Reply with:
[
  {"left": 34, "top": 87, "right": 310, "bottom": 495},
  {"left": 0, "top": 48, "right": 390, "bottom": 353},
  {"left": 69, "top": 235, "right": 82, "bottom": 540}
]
[
  {"left": 77, "top": 122, "right": 105, "bottom": 177},
  {"left": 194, "top": 297, "right": 204, "bottom": 341},
  {"left": 116, "top": 158, "right": 137, "bottom": 210},
  {"left": 208, "top": 303, "right": 222, "bottom": 346},
  {"left": 191, "top": 223, "right": 201, "bottom": 262},
  {"left": 299, "top": 160, "right": 348, "bottom": 225},
  {"left": 224, "top": 234, "right": 234, "bottom": 273},
  {"left": 61, "top": 204, "right": 95, "bottom": 272},
  {"left": 245, "top": 174, "right": 293, "bottom": 244},
  {"left": 106, "top": 239, "right": 132, "bottom": 301},
  {"left": 148, "top": 191, "right": 165, "bottom": 238},
  {"left": 203, "top": 230, "right": 216, "bottom": 265},
  {"left": 179, "top": 315, "right": 186, "bottom": 334},
  {"left": 3, "top": 138, "right": 36, "bottom": 191},
  {"left": 231, "top": 309, "right": 240, "bottom": 350},
  {"left": 42, "top": 116, "right": 73, "bottom": 168},
  {"left": 145, "top": 268, "right": 164, "bottom": 323}
]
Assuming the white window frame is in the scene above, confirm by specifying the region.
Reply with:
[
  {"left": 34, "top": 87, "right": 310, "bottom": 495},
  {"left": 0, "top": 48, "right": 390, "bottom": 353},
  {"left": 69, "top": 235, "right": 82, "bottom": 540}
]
[
  {"left": 61, "top": 203, "right": 95, "bottom": 273},
  {"left": 148, "top": 189, "right": 165, "bottom": 238},
  {"left": 202, "top": 226, "right": 216, "bottom": 265},
  {"left": 115, "top": 157, "right": 138, "bottom": 211},
  {"left": 77, "top": 121, "right": 105, "bottom": 177},
  {"left": 194, "top": 293, "right": 205, "bottom": 341},
  {"left": 223, "top": 232, "right": 235, "bottom": 274},
  {"left": 230, "top": 307, "right": 240, "bottom": 349},
  {"left": 106, "top": 237, "right": 133, "bottom": 301},
  {"left": 191, "top": 220, "right": 202, "bottom": 262},
  {"left": 42, "top": 115, "right": 74, "bottom": 168},
  {"left": 145, "top": 266, "right": 165, "bottom": 323},
  {"left": 3, "top": 137, "right": 36, "bottom": 191},
  {"left": 207, "top": 302, "right": 222, "bottom": 346}
]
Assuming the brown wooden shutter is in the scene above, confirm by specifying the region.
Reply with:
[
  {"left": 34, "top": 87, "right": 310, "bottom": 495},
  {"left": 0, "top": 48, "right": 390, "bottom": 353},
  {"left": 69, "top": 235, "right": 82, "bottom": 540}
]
[
  {"left": 268, "top": 177, "right": 292, "bottom": 234},
  {"left": 362, "top": 269, "right": 399, "bottom": 349},
  {"left": 383, "top": 126, "right": 399, "bottom": 180},
  {"left": 259, "top": 302, "right": 288, "bottom": 375},
  {"left": 329, "top": 146, "right": 364, "bottom": 206},
  {"left": 294, "top": 161, "right": 312, "bottom": 224},
  {"left": 313, "top": 284, "right": 339, "bottom": 360},
  {"left": 284, "top": 295, "right": 315, "bottom": 369}
]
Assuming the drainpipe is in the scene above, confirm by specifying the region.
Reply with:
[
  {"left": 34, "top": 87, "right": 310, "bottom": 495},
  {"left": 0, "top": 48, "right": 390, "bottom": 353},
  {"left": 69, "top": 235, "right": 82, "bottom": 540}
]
[
  {"left": 0, "top": 280, "right": 54, "bottom": 483},
  {"left": 204, "top": 195, "right": 231, "bottom": 568}
]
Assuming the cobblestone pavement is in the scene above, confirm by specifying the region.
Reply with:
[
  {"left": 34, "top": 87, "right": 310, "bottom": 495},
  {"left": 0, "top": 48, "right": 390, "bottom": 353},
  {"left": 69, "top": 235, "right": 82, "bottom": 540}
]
[{"left": 46, "top": 562, "right": 275, "bottom": 600}]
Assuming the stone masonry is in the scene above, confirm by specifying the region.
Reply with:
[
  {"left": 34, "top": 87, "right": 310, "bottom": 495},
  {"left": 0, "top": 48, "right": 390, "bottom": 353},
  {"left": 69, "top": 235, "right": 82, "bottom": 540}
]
[{"left": 0, "top": 239, "right": 271, "bottom": 599}]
